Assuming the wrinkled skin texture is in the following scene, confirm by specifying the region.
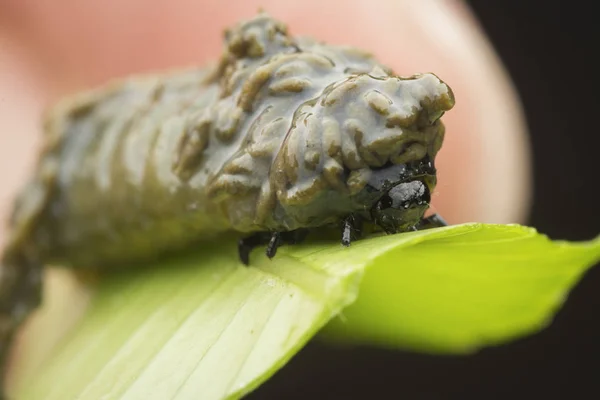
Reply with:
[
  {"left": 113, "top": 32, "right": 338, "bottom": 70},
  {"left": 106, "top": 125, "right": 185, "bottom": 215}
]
[{"left": 0, "top": 14, "right": 456, "bottom": 395}]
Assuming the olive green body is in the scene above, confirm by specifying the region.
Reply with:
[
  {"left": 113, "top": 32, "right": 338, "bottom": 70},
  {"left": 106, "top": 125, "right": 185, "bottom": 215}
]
[
  {"left": 10, "top": 15, "right": 452, "bottom": 269},
  {"left": 27, "top": 70, "right": 227, "bottom": 268},
  {"left": 0, "top": 14, "right": 454, "bottom": 393}
]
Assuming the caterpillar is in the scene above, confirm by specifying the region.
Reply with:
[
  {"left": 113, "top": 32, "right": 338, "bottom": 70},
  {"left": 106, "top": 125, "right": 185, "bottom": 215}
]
[{"left": 0, "top": 13, "right": 454, "bottom": 392}]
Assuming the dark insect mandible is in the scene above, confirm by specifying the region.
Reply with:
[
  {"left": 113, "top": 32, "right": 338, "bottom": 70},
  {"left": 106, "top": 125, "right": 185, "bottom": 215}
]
[{"left": 0, "top": 13, "right": 454, "bottom": 393}]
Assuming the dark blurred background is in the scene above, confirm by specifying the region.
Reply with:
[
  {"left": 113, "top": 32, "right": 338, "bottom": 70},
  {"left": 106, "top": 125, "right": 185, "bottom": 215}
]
[{"left": 250, "top": 2, "right": 600, "bottom": 399}]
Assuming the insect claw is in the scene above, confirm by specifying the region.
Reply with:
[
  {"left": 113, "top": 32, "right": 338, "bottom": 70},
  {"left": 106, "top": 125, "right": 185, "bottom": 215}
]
[
  {"left": 238, "top": 232, "right": 270, "bottom": 265},
  {"left": 266, "top": 232, "right": 283, "bottom": 259},
  {"left": 341, "top": 215, "right": 362, "bottom": 246},
  {"left": 238, "top": 229, "right": 311, "bottom": 264},
  {"left": 238, "top": 239, "right": 252, "bottom": 266},
  {"left": 342, "top": 224, "right": 352, "bottom": 246}
]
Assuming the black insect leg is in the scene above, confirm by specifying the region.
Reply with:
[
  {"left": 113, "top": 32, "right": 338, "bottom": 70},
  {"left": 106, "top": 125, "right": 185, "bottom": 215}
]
[
  {"left": 265, "top": 232, "right": 283, "bottom": 259},
  {"left": 238, "top": 229, "right": 311, "bottom": 265},
  {"left": 341, "top": 215, "right": 363, "bottom": 246},
  {"left": 417, "top": 213, "right": 448, "bottom": 230},
  {"left": 238, "top": 232, "right": 271, "bottom": 266},
  {"left": 266, "top": 229, "right": 311, "bottom": 259}
]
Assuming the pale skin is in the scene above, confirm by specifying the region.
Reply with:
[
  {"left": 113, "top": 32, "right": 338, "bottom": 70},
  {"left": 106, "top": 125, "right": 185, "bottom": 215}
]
[{"left": 0, "top": 0, "right": 530, "bottom": 390}]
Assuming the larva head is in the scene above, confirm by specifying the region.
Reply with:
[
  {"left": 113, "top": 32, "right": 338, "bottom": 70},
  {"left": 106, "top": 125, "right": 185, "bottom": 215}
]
[
  {"left": 334, "top": 72, "right": 454, "bottom": 232},
  {"left": 365, "top": 158, "right": 437, "bottom": 233},
  {"left": 271, "top": 68, "right": 454, "bottom": 232}
]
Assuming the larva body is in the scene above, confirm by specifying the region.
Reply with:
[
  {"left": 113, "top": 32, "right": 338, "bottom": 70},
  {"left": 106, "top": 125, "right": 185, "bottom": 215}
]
[{"left": 0, "top": 14, "right": 454, "bottom": 389}]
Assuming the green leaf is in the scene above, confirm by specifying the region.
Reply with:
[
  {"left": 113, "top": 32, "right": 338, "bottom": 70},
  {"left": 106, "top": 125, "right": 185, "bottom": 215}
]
[
  {"left": 321, "top": 224, "right": 600, "bottom": 353},
  {"left": 13, "top": 224, "right": 600, "bottom": 400}
]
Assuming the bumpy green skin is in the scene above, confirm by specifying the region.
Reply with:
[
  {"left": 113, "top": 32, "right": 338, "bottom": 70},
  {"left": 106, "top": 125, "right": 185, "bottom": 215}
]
[{"left": 0, "top": 13, "right": 454, "bottom": 391}]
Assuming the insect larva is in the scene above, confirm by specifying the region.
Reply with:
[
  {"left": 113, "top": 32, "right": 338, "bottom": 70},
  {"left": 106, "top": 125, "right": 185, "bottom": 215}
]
[{"left": 0, "top": 13, "right": 454, "bottom": 393}]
